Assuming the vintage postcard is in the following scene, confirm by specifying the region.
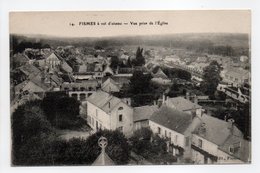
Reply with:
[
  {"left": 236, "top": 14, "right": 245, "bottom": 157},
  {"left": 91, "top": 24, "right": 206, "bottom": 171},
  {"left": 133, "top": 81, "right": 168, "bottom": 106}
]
[{"left": 10, "top": 10, "right": 251, "bottom": 166}]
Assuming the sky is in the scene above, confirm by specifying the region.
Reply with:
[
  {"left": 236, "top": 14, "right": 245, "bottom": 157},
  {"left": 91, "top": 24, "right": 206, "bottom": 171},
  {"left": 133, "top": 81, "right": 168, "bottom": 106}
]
[{"left": 10, "top": 10, "right": 251, "bottom": 37}]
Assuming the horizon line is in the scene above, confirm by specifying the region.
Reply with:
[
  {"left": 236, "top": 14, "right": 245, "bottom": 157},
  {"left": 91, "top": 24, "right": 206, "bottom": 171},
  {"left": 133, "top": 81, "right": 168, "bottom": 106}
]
[{"left": 10, "top": 32, "right": 250, "bottom": 39}]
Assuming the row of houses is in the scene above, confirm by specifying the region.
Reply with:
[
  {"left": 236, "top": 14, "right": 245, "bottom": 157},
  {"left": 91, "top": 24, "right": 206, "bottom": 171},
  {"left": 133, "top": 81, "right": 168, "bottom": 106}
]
[{"left": 82, "top": 90, "right": 250, "bottom": 164}]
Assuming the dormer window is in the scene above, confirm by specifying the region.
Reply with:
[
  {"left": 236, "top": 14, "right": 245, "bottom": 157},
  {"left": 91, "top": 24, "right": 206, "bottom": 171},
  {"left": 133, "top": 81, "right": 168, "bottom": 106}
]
[
  {"left": 229, "top": 146, "right": 235, "bottom": 154},
  {"left": 229, "top": 142, "right": 241, "bottom": 154}
]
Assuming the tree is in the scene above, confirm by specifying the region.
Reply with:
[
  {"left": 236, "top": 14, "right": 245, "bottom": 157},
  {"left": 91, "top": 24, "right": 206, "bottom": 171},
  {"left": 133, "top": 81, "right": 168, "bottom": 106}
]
[
  {"left": 109, "top": 55, "right": 120, "bottom": 70},
  {"left": 167, "top": 81, "right": 180, "bottom": 97},
  {"left": 129, "top": 128, "right": 176, "bottom": 164},
  {"left": 41, "top": 93, "right": 82, "bottom": 129},
  {"left": 200, "top": 60, "right": 222, "bottom": 98},
  {"left": 129, "top": 70, "right": 152, "bottom": 94},
  {"left": 129, "top": 128, "right": 153, "bottom": 153},
  {"left": 132, "top": 47, "right": 145, "bottom": 66},
  {"left": 11, "top": 100, "right": 53, "bottom": 165}
]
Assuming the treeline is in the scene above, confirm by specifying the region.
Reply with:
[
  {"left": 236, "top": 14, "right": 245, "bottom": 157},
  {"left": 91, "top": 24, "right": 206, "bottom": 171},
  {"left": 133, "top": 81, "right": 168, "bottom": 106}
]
[
  {"left": 10, "top": 35, "right": 51, "bottom": 54},
  {"left": 10, "top": 33, "right": 249, "bottom": 54}
]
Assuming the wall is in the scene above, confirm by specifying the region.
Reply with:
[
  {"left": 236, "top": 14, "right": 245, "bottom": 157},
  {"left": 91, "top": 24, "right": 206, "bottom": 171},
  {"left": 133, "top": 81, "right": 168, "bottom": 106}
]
[
  {"left": 191, "top": 134, "right": 219, "bottom": 163},
  {"left": 87, "top": 101, "right": 111, "bottom": 132},
  {"left": 149, "top": 120, "right": 185, "bottom": 148},
  {"left": 217, "top": 149, "right": 243, "bottom": 164},
  {"left": 110, "top": 102, "right": 134, "bottom": 137},
  {"left": 134, "top": 120, "right": 149, "bottom": 131}
]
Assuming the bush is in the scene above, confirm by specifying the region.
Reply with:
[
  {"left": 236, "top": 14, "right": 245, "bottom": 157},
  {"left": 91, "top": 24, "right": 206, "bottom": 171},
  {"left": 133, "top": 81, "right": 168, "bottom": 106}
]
[
  {"left": 12, "top": 129, "right": 130, "bottom": 166},
  {"left": 130, "top": 128, "right": 177, "bottom": 164}
]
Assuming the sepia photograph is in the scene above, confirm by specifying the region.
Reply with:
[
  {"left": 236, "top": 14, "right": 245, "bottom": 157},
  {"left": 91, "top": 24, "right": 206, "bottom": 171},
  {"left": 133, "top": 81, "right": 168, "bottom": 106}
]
[{"left": 9, "top": 10, "right": 251, "bottom": 166}]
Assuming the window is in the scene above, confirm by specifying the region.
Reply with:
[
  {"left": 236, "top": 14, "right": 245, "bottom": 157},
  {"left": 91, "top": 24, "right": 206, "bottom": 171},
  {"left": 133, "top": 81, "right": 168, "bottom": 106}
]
[
  {"left": 79, "top": 93, "right": 86, "bottom": 101},
  {"left": 96, "top": 121, "right": 99, "bottom": 130},
  {"left": 119, "top": 114, "right": 123, "bottom": 122},
  {"left": 71, "top": 93, "right": 78, "bottom": 100},
  {"left": 229, "top": 146, "right": 234, "bottom": 154},
  {"left": 118, "top": 107, "right": 123, "bottom": 110},
  {"left": 158, "top": 127, "right": 161, "bottom": 134},
  {"left": 198, "top": 139, "right": 203, "bottom": 148}
]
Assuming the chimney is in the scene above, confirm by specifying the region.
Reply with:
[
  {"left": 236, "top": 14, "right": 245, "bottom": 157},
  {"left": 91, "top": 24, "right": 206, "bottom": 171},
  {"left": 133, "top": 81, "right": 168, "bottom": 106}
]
[
  {"left": 153, "top": 100, "right": 157, "bottom": 106},
  {"left": 116, "top": 66, "right": 119, "bottom": 74},
  {"left": 198, "top": 123, "right": 206, "bottom": 137},
  {"left": 186, "top": 92, "right": 190, "bottom": 100},
  {"left": 194, "top": 95, "right": 198, "bottom": 104},
  {"left": 228, "top": 118, "right": 235, "bottom": 134},
  {"left": 162, "top": 94, "right": 166, "bottom": 104},
  {"left": 166, "top": 96, "right": 169, "bottom": 105}
]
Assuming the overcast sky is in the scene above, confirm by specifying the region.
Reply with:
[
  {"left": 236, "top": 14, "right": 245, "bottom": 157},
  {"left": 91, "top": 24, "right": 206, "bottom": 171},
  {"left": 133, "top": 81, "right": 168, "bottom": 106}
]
[{"left": 10, "top": 10, "right": 251, "bottom": 37}]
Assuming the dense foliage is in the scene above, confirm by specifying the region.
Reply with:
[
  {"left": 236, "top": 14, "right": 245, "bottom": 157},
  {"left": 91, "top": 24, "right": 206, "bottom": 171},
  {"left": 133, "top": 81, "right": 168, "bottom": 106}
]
[
  {"left": 200, "top": 61, "right": 222, "bottom": 99},
  {"left": 12, "top": 100, "right": 130, "bottom": 165},
  {"left": 130, "top": 128, "right": 177, "bottom": 164},
  {"left": 162, "top": 67, "right": 191, "bottom": 81},
  {"left": 42, "top": 93, "right": 82, "bottom": 129},
  {"left": 10, "top": 36, "right": 50, "bottom": 54},
  {"left": 210, "top": 102, "right": 251, "bottom": 140},
  {"left": 132, "top": 47, "right": 145, "bottom": 66}
]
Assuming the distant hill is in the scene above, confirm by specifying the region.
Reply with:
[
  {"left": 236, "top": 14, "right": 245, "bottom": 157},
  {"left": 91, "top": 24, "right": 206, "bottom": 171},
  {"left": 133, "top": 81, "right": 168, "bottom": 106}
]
[{"left": 10, "top": 33, "right": 249, "bottom": 48}]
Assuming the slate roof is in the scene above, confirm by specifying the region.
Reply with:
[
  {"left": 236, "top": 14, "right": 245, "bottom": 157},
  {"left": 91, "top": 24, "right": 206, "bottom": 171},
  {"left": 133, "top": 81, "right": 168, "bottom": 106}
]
[
  {"left": 13, "top": 53, "right": 30, "bottom": 62},
  {"left": 150, "top": 105, "right": 193, "bottom": 134},
  {"left": 220, "top": 135, "right": 251, "bottom": 162},
  {"left": 193, "top": 114, "right": 250, "bottom": 162},
  {"left": 46, "top": 52, "right": 61, "bottom": 61},
  {"left": 87, "top": 90, "right": 127, "bottom": 113},
  {"left": 102, "top": 78, "right": 120, "bottom": 90},
  {"left": 133, "top": 105, "right": 159, "bottom": 122},
  {"left": 92, "top": 151, "right": 115, "bottom": 166},
  {"left": 152, "top": 68, "right": 168, "bottom": 79},
  {"left": 18, "top": 64, "right": 41, "bottom": 78},
  {"left": 102, "top": 76, "right": 130, "bottom": 88},
  {"left": 166, "top": 97, "right": 202, "bottom": 111},
  {"left": 225, "top": 68, "right": 249, "bottom": 79},
  {"left": 194, "top": 115, "right": 243, "bottom": 146}
]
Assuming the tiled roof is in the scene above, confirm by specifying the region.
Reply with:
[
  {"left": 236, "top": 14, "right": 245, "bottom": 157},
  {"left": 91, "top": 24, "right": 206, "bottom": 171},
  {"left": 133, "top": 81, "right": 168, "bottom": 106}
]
[
  {"left": 133, "top": 105, "right": 159, "bottom": 122},
  {"left": 150, "top": 105, "right": 193, "bottom": 134},
  {"left": 166, "top": 97, "right": 202, "bottom": 111}
]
